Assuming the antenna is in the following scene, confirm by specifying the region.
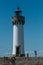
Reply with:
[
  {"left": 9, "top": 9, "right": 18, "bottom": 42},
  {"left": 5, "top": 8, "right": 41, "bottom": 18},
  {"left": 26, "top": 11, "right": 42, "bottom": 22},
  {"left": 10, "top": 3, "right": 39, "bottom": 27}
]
[{"left": 17, "top": 0, "right": 20, "bottom": 8}]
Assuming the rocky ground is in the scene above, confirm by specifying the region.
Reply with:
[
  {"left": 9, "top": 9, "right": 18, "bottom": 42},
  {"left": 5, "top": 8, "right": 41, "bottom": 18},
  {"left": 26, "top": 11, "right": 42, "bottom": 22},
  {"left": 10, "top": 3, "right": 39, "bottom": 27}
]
[{"left": 0, "top": 57, "right": 43, "bottom": 65}]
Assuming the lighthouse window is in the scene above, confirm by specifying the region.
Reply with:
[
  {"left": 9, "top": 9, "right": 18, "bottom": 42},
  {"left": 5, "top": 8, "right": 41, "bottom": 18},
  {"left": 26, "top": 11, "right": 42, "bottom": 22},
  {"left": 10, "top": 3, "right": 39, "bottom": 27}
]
[{"left": 17, "top": 22, "right": 18, "bottom": 24}]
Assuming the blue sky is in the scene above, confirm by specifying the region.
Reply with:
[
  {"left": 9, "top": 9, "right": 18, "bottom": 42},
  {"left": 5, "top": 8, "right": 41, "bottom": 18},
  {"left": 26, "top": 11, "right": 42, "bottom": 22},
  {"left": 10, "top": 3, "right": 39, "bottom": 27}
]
[{"left": 0, "top": 0, "right": 43, "bottom": 56}]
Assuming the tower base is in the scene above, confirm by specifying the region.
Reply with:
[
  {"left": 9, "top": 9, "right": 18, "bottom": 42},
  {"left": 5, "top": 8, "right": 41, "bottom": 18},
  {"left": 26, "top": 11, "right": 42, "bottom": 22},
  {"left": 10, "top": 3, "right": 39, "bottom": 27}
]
[{"left": 12, "top": 54, "right": 25, "bottom": 57}]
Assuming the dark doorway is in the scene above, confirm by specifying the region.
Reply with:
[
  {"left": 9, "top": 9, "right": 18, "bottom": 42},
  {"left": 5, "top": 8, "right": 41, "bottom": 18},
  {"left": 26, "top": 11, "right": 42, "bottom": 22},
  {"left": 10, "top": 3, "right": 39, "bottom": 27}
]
[{"left": 16, "top": 46, "right": 20, "bottom": 56}]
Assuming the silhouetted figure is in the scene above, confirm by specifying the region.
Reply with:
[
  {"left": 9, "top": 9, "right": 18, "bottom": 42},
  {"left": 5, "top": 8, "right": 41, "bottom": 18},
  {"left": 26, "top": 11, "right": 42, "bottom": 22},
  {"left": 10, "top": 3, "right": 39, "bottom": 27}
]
[
  {"left": 34, "top": 50, "right": 37, "bottom": 57},
  {"left": 27, "top": 53, "right": 29, "bottom": 57}
]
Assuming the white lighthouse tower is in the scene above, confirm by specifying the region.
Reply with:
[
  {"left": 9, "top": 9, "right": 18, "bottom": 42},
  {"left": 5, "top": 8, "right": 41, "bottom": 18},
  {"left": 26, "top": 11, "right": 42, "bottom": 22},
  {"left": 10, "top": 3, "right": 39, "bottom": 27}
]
[{"left": 12, "top": 7, "right": 25, "bottom": 56}]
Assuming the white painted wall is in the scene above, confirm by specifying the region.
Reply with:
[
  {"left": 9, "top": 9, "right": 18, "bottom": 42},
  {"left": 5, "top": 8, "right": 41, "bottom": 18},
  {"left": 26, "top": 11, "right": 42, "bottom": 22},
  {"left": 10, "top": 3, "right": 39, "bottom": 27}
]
[{"left": 12, "top": 23, "right": 24, "bottom": 55}]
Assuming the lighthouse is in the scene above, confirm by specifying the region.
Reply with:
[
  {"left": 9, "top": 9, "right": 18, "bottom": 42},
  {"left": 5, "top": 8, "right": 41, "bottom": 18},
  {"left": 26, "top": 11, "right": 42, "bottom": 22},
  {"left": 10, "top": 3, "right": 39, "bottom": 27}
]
[{"left": 12, "top": 7, "right": 25, "bottom": 56}]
